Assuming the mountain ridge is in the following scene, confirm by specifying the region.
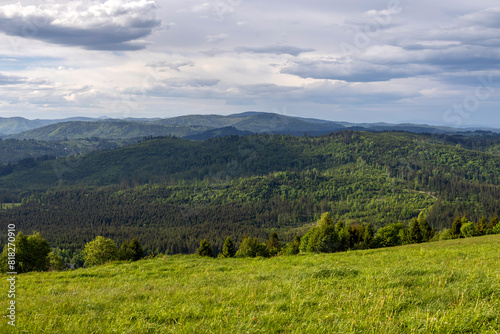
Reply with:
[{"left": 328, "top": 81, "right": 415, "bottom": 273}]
[{"left": 2, "top": 112, "right": 499, "bottom": 139}]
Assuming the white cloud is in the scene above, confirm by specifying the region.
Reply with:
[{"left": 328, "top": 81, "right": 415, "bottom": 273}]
[{"left": 1, "top": 0, "right": 500, "bottom": 126}]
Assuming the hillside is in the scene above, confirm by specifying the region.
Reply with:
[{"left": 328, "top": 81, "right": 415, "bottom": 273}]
[
  {"left": 4, "top": 112, "right": 500, "bottom": 141},
  {"left": 6, "top": 120, "right": 211, "bottom": 141},
  {"left": 3, "top": 235, "right": 499, "bottom": 333},
  {"left": 0, "top": 117, "right": 97, "bottom": 136},
  {"left": 0, "top": 138, "right": 138, "bottom": 165},
  {"left": 1, "top": 131, "right": 499, "bottom": 254}
]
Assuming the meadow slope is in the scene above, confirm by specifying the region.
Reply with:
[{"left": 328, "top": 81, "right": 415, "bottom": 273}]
[{"left": 2, "top": 235, "right": 500, "bottom": 333}]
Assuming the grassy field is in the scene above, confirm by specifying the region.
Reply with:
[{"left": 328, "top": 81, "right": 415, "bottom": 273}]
[{"left": 2, "top": 235, "right": 500, "bottom": 333}]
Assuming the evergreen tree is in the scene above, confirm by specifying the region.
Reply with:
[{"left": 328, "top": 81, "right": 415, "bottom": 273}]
[
  {"left": 409, "top": 218, "right": 423, "bottom": 243},
  {"left": 475, "top": 216, "right": 487, "bottom": 236},
  {"left": 266, "top": 232, "right": 281, "bottom": 256},
  {"left": 221, "top": 237, "right": 236, "bottom": 258},
  {"left": 417, "top": 212, "right": 434, "bottom": 242},
  {"left": 335, "top": 220, "right": 349, "bottom": 251},
  {"left": 196, "top": 239, "right": 213, "bottom": 257},
  {"left": 363, "top": 223, "right": 374, "bottom": 248},
  {"left": 451, "top": 216, "right": 463, "bottom": 238},
  {"left": 118, "top": 242, "right": 134, "bottom": 261},
  {"left": 128, "top": 238, "right": 144, "bottom": 261},
  {"left": 292, "top": 235, "right": 301, "bottom": 251},
  {"left": 488, "top": 214, "right": 499, "bottom": 230}
]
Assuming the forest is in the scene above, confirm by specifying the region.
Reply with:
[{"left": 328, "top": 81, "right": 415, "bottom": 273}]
[{"left": 0, "top": 130, "right": 499, "bottom": 256}]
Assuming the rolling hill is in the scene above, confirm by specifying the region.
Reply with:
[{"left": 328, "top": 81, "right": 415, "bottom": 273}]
[
  {"left": 5, "top": 120, "right": 211, "bottom": 141},
  {"left": 4, "top": 112, "right": 500, "bottom": 141},
  {"left": 1, "top": 131, "right": 499, "bottom": 254}
]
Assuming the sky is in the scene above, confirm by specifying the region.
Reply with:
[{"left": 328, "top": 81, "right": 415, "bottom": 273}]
[{"left": 0, "top": 0, "right": 499, "bottom": 127}]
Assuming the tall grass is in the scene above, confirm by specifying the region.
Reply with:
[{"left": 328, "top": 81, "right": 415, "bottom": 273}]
[{"left": 2, "top": 235, "right": 500, "bottom": 333}]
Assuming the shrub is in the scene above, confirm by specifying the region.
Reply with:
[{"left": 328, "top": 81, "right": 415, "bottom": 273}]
[
  {"left": 280, "top": 235, "right": 301, "bottom": 256},
  {"left": 83, "top": 236, "right": 118, "bottom": 267},
  {"left": 373, "top": 223, "right": 407, "bottom": 247},
  {"left": 460, "top": 222, "right": 477, "bottom": 238},
  {"left": 48, "top": 251, "right": 65, "bottom": 271},
  {"left": 0, "top": 231, "right": 51, "bottom": 273},
  {"left": 492, "top": 222, "right": 500, "bottom": 234},
  {"left": 235, "top": 237, "right": 268, "bottom": 258},
  {"left": 439, "top": 228, "right": 454, "bottom": 240}
]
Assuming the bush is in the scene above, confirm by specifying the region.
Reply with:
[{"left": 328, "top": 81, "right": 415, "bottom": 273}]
[
  {"left": 235, "top": 237, "right": 268, "bottom": 258},
  {"left": 460, "top": 222, "right": 477, "bottom": 238},
  {"left": 451, "top": 217, "right": 462, "bottom": 239},
  {"left": 373, "top": 223, "right": 407, "bottom": 247},
  {"left": 83, "top": 236, "right": 118, "bottom": 267},
  {"left": 48, "top": 251, "right": 65, "bottom": 271},
  {"left": 280, "top": 235, "right": 301, "bottom": 256},
  {"left": 439, "top": 228, "right": 454, "bottom": 240},
  {"left": 492, "top": 222, "right": 500, "bottom": 234},
  {"left": 0, "top": 231, "right": 51, "bottom": 273},
  {"left": 300, "top": 212, "right": 338, "bottom": 253}
]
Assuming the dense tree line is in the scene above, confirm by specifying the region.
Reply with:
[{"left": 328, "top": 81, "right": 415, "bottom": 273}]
[{"left": 2, "top": 212, "right": 499, "bottom": 273}]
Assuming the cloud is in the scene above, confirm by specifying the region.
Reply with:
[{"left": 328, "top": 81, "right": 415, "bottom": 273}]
[
  {"left": 0, "top": 73, "right": 27, "bottom": 85},
  {"left": 0, "top": 0, "right": 161, "bottom": 51},
  {"left": 165, "top": 78, "right": 220, "bottom": 87},
  {"left": 206, "top": 33, "right": 228, "bottom": 43},
  {"left": 460, "top": 7, "right": 500, "bottom": 29},
  {"left": 235, "top": 45, "right": 315, "bottom": 56},
  {"left": 281, "top": 57, "right": 435, "bottom": 82},
  {"left": 147, "top": 60, "right": 195, "bottom": 71}
]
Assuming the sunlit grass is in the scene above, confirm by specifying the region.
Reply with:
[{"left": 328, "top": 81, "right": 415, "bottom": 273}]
[{"left": 2, "top": 235, "right": 500, "bottom": 333}]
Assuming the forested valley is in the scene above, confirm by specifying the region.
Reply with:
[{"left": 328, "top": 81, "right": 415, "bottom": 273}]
[{"left": 1, "top": 130, "right": 499, "bottom": 258}]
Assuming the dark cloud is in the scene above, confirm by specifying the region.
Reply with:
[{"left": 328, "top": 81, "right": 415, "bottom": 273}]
[
  {"left": 0, "top": 1, "right": 161, "bottom": 51},
  {"left": 0, "top": 73, "right": 26, "bottom": 85},
  {"left": 235, "top": 45, "right": 315, "bottom": 56},
  {"left": 281, "top": 58, "right": 434, "bottom": 82}
]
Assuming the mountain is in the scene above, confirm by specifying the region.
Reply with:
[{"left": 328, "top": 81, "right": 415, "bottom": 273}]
[
  {"left": 0, "top": 117, "right": 55, "bottom": 136},
  {"left": 4, "top": 112, "right": 499, "bottom": 141},
  {"left": 6, "top": 120, "right": 211, "bottom": 140}
]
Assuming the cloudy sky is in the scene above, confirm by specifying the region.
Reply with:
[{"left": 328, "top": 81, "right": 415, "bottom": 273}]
[{"left": 0, "top": 0, "right": 499, "bottom": 126}]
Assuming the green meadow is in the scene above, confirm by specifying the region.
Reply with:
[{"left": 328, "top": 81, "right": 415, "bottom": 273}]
[{"left": 2, "top": 235, "right": 500, "bottom": 333}]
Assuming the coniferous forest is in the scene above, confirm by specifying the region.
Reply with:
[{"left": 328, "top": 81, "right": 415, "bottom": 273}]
[{"left": 1, "top": 130, "right": 500, "bottom": 258}]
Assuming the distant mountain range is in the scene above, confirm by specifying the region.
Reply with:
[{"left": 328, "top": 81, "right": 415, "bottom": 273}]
[{"left": 1, "top": 112, "right": 499, "bottom": 140}]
